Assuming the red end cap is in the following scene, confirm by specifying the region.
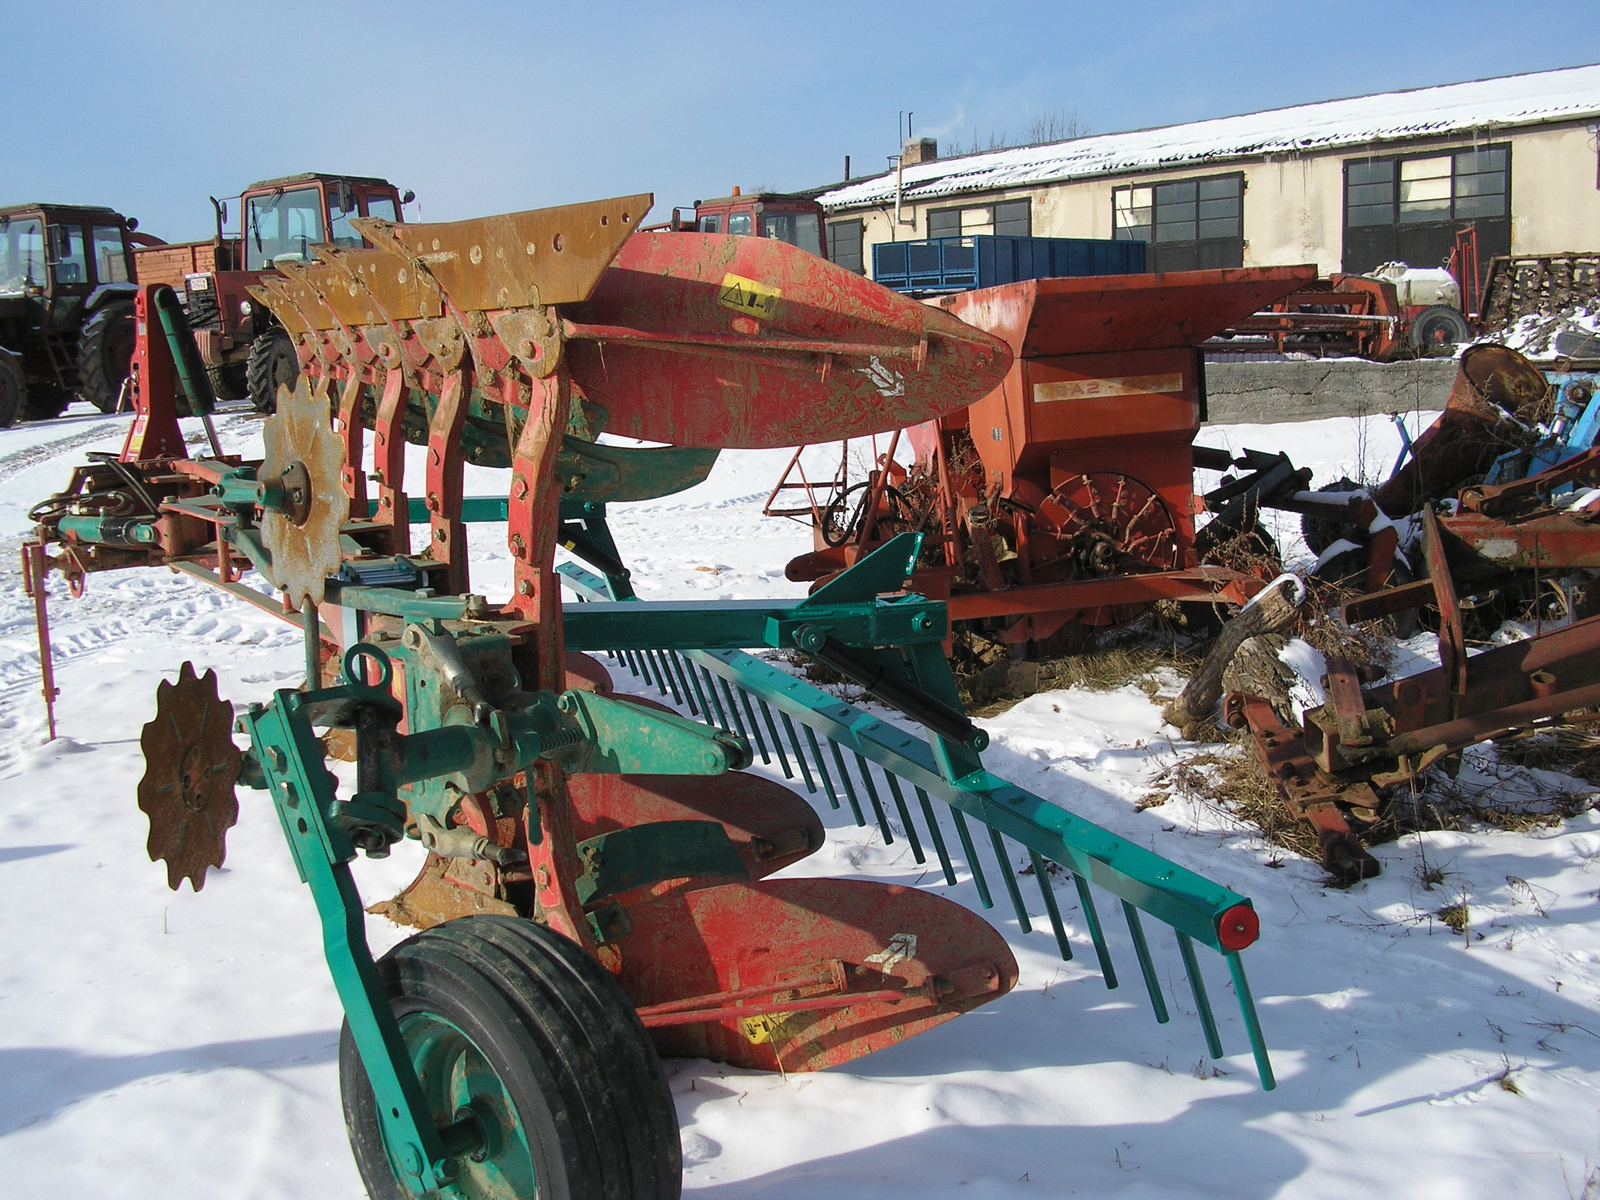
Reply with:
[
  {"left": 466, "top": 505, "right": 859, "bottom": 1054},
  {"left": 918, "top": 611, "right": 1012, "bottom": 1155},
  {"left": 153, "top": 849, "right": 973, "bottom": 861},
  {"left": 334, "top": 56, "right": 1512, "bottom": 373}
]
[{"left": 1218, "top": 904, "right": 1260, "bottom": 951}]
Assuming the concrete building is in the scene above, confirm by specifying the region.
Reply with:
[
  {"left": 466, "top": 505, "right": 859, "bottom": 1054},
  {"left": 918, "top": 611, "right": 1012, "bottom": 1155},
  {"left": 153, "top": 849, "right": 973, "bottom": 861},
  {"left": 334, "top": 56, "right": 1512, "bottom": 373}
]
[{"left": 814, "top": 65, "right": 1600, "bottom": 282}]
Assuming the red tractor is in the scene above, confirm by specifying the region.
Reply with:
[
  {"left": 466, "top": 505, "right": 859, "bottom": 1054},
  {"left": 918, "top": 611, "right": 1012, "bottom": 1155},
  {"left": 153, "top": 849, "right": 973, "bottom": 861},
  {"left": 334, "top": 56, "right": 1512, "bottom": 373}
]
[
  {"left": 132, "top": 172, "right": 411, "bottom": 411},
  {"left": 649, "top": 189, "right": 830, "bottom": 260}
]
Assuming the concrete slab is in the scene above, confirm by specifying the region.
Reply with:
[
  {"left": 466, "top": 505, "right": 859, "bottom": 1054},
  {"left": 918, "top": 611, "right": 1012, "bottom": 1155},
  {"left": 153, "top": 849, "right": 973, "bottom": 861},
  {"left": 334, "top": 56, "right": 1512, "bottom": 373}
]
[{"left": 1204, "top": 357, "right": 1456, "bottom": 424}]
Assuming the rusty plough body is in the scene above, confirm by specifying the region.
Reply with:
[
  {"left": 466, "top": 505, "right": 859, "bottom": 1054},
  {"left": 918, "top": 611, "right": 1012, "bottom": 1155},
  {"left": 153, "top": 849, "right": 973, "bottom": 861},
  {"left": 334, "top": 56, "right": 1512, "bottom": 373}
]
[{"left": 23, "top": 193, "right": 1277, "bottom": 1198}]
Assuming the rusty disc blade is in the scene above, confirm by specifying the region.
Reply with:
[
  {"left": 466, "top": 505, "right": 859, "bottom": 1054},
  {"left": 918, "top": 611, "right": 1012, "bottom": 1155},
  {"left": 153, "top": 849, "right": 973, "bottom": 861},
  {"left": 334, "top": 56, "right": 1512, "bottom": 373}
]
[
  {"left": 611, "top": 877, "right": 1018, "bottom": 1071},
  {"left": 562, "top": 232, "right": 1013, "bottom": 448},
  {"left": 260, "top": 374, "right": 348, "bottom": 606},
  {"left": 136, "top": 661, "right": 242, "bottom": 892}
]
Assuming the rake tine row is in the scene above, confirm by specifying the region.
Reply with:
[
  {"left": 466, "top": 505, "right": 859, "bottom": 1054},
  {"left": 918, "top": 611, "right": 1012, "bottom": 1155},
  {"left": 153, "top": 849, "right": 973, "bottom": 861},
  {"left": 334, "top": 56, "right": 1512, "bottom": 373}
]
[{"left": 567, "top": 570, "right": 1274, "bottom": 1088}]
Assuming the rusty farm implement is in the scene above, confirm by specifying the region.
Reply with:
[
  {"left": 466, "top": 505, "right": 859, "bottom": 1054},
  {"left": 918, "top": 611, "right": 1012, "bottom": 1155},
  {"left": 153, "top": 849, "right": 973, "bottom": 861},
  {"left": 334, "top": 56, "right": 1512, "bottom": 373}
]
[
  {"left": 766, "top": 266, "right": 1317, "bottom": 654},
  {"left": 24, "top": 193, "right": 1275, "bottom": 1199}
]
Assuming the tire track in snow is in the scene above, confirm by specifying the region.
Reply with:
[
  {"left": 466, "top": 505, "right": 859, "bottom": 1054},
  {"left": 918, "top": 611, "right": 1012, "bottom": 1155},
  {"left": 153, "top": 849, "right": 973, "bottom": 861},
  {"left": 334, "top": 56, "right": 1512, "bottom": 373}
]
[{"left": 0, "top": 413, "right": 258, "bottom": 488}]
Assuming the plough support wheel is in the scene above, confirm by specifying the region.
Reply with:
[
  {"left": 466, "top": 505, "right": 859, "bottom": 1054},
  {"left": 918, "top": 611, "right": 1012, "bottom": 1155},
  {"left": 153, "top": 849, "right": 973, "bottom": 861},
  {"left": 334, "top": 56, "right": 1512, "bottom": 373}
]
[{"left": 341, "top": 915, "right": 680, "bottom": 1200}]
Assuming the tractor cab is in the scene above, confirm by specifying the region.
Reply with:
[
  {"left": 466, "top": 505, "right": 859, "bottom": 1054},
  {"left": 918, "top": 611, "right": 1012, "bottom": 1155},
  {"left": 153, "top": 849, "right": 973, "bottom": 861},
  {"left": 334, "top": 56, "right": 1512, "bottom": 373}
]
[
  {"left": 0, "top": 203, "right": 139, "bottom": 423},
  {"left": 241, "top": 173, "right": 411, "bottom": 270},
  {"left": 0, "top": 204, "right": 135, "bottom": 331},
  {"left": 691, "top": 191, "right": 828, "bottom": 260}
]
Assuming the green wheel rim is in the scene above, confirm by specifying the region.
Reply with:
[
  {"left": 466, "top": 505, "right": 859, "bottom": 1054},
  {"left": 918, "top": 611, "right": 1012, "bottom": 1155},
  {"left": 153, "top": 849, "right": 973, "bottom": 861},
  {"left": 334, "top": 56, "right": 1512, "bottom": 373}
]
[{"left": 393, "top": 1011, "right": 536, "bottom": 1199}]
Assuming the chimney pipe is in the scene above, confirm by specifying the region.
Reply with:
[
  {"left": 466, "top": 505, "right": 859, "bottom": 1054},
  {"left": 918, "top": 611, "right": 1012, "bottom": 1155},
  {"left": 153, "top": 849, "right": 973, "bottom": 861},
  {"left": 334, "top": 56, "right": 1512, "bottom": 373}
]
[
  {"left": 731, "top": 185, "right": 741, "bottom": 196},
  {"left": 844, "top": 155, "right": 851, "bottom": 181}
]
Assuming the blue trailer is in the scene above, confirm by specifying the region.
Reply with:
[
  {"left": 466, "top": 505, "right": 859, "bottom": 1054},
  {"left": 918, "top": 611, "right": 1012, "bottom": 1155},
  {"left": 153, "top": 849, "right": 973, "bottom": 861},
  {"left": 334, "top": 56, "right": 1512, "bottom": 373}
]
[{"left": 871, "top": 234, "right": 1147, "bottom": 296}]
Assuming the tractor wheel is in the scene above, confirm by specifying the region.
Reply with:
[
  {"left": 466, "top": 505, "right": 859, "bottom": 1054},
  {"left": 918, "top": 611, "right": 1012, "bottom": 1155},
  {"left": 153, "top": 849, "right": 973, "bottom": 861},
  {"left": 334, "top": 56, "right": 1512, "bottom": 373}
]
[
  {"left": 246, "top": 329, "right": 298, "bottom": 414},
  {"left": 1408, "top": 306, "right": 1471, "bottom": 355},
  {"left": 207, "top": 360, "right": 250, "bottom": 402},
  {"left": 77, "top": 298, "right": 136, "bottom": 413},
  {"left": 23, "top": 382, "right": 69, "bottom": 421},
  {"left": 340, "top": 915, "right": 682, "bottom": 1200},
  {"left": 0, "top": 350, "right": 23, "bottom": 428},
  {"left": 1299, "top": 478, "right": 1361, "bottom": 558}
]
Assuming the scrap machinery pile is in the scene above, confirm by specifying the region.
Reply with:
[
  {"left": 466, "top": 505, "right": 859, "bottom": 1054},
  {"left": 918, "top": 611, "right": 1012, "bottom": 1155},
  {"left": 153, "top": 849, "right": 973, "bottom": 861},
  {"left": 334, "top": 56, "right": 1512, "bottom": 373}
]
[
  {"left": 1188, "top": 344, "right": 1600, "bottom": 883},
  {"left": 22, "top": 194, "right": 1276, "bottom": 1198}
]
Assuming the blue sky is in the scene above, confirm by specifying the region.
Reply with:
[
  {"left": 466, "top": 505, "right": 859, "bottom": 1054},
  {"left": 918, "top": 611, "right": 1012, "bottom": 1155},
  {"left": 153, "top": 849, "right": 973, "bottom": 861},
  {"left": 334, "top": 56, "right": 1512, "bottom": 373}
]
[{"left": 7, "top": 1, "right": 1595, "bottom": 241}]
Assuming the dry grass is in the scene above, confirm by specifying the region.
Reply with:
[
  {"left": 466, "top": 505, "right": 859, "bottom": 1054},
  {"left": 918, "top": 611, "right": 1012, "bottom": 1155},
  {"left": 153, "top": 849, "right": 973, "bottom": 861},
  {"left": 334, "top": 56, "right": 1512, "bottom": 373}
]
[
  {"left": 1142, "top": 739, "right": 1326, "bottom": 864},
  {"left": 962, "top": 640, "right": 1202, "bottom": 716}
]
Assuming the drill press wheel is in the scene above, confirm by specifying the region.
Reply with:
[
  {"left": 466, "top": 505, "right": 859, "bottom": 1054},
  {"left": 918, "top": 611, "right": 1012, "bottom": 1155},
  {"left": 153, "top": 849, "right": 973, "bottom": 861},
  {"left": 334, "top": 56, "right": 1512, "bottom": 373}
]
[
  {"left": 260, "top": 373, "right": 349, "bottom": 606},
  {"left": 136, "top": 661, "right": 243, "bottom": 892}
]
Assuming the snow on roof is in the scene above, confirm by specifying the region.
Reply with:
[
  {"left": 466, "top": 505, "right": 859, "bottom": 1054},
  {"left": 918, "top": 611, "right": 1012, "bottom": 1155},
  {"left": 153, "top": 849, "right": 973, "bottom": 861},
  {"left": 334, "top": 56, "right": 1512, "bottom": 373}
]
[{"left": 819, "top": 64, "right": 1600, "bottom": 210}]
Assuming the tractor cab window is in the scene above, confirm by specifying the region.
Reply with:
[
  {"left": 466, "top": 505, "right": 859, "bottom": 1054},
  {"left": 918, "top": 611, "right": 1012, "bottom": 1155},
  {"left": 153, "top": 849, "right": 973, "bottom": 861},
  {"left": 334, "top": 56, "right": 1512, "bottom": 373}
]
[
  {"left": 50, "top": 225, "right": 89, "bottom": 285},
  {"left": 244, "top": 187, "right": 324, "bottom": 270},
  {"left": 364, "top": 195, "right": 398, "bottom": 223},
  {"left": 727, "top": 212, "right": 752, "bottom": 236},
  {"left": 697, "top": 213, "right": 722, "bottom": 233},
  {"left": 759, "top": 212, "right": 822, "bottom": 257},
  {"left": 0, "top": 218, "right": 46, "bottom": 296},
  {"left": 328, "top": 187, "right": 362, "bottom": 249},
  {"left": 92, "top": 225, "right": 129, "bottom": 283}
]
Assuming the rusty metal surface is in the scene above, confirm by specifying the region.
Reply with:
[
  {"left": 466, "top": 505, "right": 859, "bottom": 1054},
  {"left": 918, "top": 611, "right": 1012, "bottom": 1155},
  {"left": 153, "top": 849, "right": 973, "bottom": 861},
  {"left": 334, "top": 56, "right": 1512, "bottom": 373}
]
[
  {"left": 613, "top": 877, "right": 1017, "bottom": 1072},
  {"left": 562, "top": 232, "right": 1011, "bottom": 448},
  {"left": 1223, "top": 692, "right": 1380, "bottom": 884},
  {"left": 136, "top": 661, "right": 242, "bottom": 892},
  {"left": 939, "top": 266, "right": 1319, "bottom": 358},
  {"left": 260, "top": 374, "right": 349, "bottom": 605},
  {"left": 1374, "top": 344, "right": 1547, "bottom": 517}
]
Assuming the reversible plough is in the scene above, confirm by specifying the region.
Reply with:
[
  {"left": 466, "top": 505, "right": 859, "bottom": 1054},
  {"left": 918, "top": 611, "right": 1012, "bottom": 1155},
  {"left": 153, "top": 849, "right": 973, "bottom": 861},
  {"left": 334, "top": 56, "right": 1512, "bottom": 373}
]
[{"left": 24, "top": 193, "right": 1273, "bottom": 1199}]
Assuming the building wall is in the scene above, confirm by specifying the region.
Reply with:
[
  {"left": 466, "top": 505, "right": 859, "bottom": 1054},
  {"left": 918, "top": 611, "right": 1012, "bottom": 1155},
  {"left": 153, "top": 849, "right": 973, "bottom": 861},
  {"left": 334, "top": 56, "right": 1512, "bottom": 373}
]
[{"left": 834, "top": 119, "right": 1599, "bottom": 280}]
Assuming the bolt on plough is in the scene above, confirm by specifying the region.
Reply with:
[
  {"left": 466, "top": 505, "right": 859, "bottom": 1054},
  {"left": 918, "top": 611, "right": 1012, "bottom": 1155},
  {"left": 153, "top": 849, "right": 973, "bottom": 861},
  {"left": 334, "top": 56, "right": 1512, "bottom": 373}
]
[{"left": 23, "top": 192, "right": 1274, "bottom": 1198}]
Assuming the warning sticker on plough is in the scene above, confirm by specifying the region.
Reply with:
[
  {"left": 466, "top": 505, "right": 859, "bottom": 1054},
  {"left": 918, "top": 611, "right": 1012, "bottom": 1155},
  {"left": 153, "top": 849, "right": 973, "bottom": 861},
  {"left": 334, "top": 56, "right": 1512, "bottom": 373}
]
[{"left": 719, "top": 273, "right": 782, "bottom": 321}]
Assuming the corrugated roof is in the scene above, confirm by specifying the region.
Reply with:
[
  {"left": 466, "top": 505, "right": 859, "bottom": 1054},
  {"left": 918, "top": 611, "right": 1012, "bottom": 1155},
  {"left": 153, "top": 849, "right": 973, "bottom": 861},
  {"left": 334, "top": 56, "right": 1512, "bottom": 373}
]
[{"left": 818, "top": 64, "right": 1600, "bottom": 210}]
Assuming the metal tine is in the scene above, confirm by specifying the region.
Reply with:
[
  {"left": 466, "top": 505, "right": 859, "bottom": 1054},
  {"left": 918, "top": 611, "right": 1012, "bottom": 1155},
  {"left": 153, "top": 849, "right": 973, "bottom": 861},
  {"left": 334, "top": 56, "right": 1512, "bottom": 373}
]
[
  {"left": 779, "top": 712, "right": 816, "bottom": 792},
  {"left": 757, "top": 698, "right": 793, "bottom": 778},
  {"left": 914, "top": 786, "right": 957, "bottom": 885},
  {"left": 851, "top": 752, "right": 894, "bottom": 844},
  {"left": 677, "top": 655, "right": 713, "bottom": 719},
  {"left": 1029, "top": 850, "right": 1072, "bottom": 961},
  {"left": 1121, "top": 901, "right": 1170, "bottom": 1023},
  {"left": 882, "top": 773, "right": 925, "bottom": 864},
  {"left": 1177, "top": 931, "right": 1223, "bottom": 1059},
  {"left": 727, "top": 682, "right": 771, "bottom": 764},
  {"left": 989, "top": 827, "right": 1032, "bottom": 933},
  {"left": 1225, "top": 952, "right": 1277, "bottom": 1091},
  {"left": 826, "top": 741, "right": 866, "bottom": 826},
  {"left": 623, "top": 649, "right": 648, "bottom": 684},
  {"left": 805, "top": 725, "right": 842, "bottom": 810},
  {"left": 949, "top": 809, "right": 994, "bottom": 909},
  {"left": 712, "top": 676, "right": 753, "bottom": 752},
  {"left": 647, "top": 650, "right": 683, "bottom": 704},
  {"left": 1072, "top": 872, "right": 1118, "bottom": 988},
  {"left": 696, "top": 665, "right": 732, "bottom": 729}
]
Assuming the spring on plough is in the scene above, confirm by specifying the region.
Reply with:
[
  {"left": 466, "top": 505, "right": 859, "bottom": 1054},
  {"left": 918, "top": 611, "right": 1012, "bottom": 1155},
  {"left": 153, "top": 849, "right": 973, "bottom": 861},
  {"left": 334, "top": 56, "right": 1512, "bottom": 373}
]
[{"left": 558, "top": 553, "right": 1274, "bottom": 1087}]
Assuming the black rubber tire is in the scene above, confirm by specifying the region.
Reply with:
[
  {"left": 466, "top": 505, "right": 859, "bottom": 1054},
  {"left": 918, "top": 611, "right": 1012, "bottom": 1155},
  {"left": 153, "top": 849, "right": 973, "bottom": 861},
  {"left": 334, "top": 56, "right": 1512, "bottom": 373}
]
[
  {"left": 77, "top": 298, "right": 136, "bottom": 413},
  {"left": 246, "top": 328, "right": 297, "bottom": 414},
  {"left": 0, "top": 350, "right": 23, "bottom": 427},
  {"left": 1299, "top": 478, "right": 1361, "bottom": 558},
  {"left": 207, "top": 360, "right": 250, "bottom": 402},
  {"left": 22, "top": 382, "right": 69, "bottom": 421},
  {"left": 340, "top": 915, "right": 681, "bottom": 1200},
  {"left": 1408, "top": 305, "right": 1471, "bottom": 354}
]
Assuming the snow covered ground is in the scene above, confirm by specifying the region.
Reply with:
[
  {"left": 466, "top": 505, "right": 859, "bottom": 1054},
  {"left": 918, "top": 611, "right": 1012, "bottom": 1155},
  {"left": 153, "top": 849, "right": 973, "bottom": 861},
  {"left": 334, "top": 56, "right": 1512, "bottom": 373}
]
[{"left": 3, "top": 404, "right": 1599, "bottom": 1199}]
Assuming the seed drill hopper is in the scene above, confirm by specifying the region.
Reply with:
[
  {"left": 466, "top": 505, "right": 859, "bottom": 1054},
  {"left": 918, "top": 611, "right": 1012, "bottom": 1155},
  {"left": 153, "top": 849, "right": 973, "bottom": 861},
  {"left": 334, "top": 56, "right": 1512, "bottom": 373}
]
[
  {"left": 26, "top": 193, "right": 1276, "bottom": 1198},
  {"left": 775, "top": 266, "right": 1317, "bottom": 652}
]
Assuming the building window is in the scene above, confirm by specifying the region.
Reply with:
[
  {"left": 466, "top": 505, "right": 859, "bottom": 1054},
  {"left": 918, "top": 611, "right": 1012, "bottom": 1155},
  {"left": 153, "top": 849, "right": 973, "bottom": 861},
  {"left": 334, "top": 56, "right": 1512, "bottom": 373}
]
[
  {"left": 994, "top": 199, "right": 1031, "bottom": 238},
  {"left": 828, "top": 219, "right": 864, "bottom": 273},
  {"left": 927, "top": 207, "right": 961, "bottom": 240},
  {"left": 1341, "top": 144, "right": 1509, "bottom": 273},
  {"left": 1112, "top": 172, "right": 1242, "bottom": 271}
]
